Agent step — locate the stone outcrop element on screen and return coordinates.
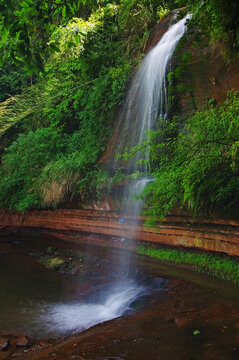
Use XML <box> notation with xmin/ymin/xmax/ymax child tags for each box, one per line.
<box><xmin>1</xmin><ymin>209</ymin><xmax>239</xmax><ymax>257</ymax></box>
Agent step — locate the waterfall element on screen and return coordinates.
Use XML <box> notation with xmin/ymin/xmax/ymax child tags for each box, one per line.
<box><xmin>112</xmin><ymin>15</ymin><xmax>190</xmax><ymax>217</ymax></box>
<box><xmin>39</xmin><ymin>15</ymin><xmax>190</xmax><ymax>336</ymax></box>
<box><xmin>106</xmin><ymin>14</ymin><xmax>190</xmax><ymax>278</ymax></box>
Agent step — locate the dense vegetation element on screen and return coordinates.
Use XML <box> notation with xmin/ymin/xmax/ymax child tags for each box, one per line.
<box><xmin>0</xmin><ymin>0</ymin><xmax>239</xmax><ymax>217</ymax></box>
<box><xmin>137</xmin><ymin>93</ymin><xmax>239</xmax><ymax>223</ymax></box>
<box><xmin>0</xmin><ymin>0</ymin><xmax>172</xmax><ymax>210</ymax></box>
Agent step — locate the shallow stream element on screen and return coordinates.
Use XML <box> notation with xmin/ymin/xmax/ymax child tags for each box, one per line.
<box><xmin>0</xmin><ymin>234</ymin><xmax>167</xmax><ymax>339</ymax></box>
<box><xmin>1</xmin><ymin>232</ymin><xmax>239</xmax><ymax>360</ymax></box>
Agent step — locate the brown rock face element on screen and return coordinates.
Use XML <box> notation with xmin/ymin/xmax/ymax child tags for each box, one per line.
<box><xmin>175</xmin><ymin>42</ymin><xmax>239</xmax><ymax>116</ymax></box>
<box><xmin>15</xmin><ymin>335</ymin><xmax>29</xmax><ymax>348</ymax></box>
<box><xmin>1</xmin><ymin>209</ymin><xmax>239</xmax><ymax>257</ymax></box>
<box><xmin>144</xmin><ymin>11</ymin><xmax>239</xmax><ymax>116</ymax></box>
<box><xmin>143</xmin><ymin>10</ymin><xmax>177</xmax><ymax>53</ymax></box>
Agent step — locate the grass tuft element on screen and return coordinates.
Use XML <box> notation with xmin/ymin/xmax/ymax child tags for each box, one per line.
<box><xmin>137</xmin><ymin>245</ymin><xmax>239</xmax><ymax>285</ymax></box>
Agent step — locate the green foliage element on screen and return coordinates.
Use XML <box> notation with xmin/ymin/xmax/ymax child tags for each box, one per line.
<box><xmin>118</xmin><ymin>0</ymin><xmax>178</xmax><ymax>57</ymax></box>
<box><xmin>0</xmin><ymin>0</ymin><xmax>111</xmax><ymax>73</ymax></box>
<box><xmin>0</xmin><ymin>60</ymin><xmax>30</xmax><ymax>102</ymax></box>
<box><xmin>137</xmin><ymin>245</ymin><xmax>239</xmax><ymax>285</ymax></box>
<box><xmin>0</xmin><ymin>126</ymin><xmax>65</xmax><ymax>210</ymax></box>
<box><xmin>1</xmin><ymin>0</ymin><xmax>239</xmax><ymax>76</ymax></box>
<box><xmin>2</xmin><ymin>0</ymin><xmax>238</xmax><ymax>214</ymax></box>
<box><xmin>0</xmin><ymin>1</ymin><xmax>162</xmax><ymax>210</ymax></box>
<box><xmin>0</xmin><ymin>80</ymin><xmax>52</xmax><ymax>137</ymax></box>
<box><xmin>39</xmin><ymin>151</ymin><xmax>107</xmax><ymax>206</ymax></box>
<box><xmin>38</xmin><ymin>255</ymin><xmax>65</xmax><ymax>270</ymax></box>
<box><xmin>157</xmin><ymin>5</ymin><xmax>170</xmax><ymax>19</ymax></box>
<box><xmin>0</xmin><ymin>0</ymin><xmax>181</xmax><ymax>73</ymax></box>
<box><xmin>139</xmin><ymin>93</ymin><xmax>239</xmax><ymax>223</ymax></box>
<box><xmin>178</xmin><ymin>0</ymin><xmax>239</xmax><ymax>54</ymax></box>
<box><xmin>34</xmin><ymin>8</ymin><xmax>134</xmax><ymax>207</ymax></box>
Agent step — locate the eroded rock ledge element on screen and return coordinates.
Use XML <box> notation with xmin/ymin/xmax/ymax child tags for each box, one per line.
<box><xmin>0</xmin><ymin>209</ymin><xmax>239</xmax><ymax>257</ymax></box>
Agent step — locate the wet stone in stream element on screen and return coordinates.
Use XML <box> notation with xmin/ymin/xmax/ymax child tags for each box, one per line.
<box><xmin>0</xmin><ymin>338</ymin><xmax>10</xmax><ymax>351</ymax></box>
<box><xmin>96</xmin><ymin>358</ymin><xmax>125</xmax><ymax>360</ymax></box>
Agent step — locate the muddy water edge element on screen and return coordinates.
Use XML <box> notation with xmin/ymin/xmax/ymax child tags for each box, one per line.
<box><xmin>0</xmin><ymin>233</ymin><xmax>239</xmax><ymax>360</ymax></box>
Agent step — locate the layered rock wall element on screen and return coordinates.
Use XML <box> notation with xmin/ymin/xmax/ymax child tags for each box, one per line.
<box><xmin>1</xmin><ymin>209</ymin><xmax>239</xmax><ymax>257</ymax></box>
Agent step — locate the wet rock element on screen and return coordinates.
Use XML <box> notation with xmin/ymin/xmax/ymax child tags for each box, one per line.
<box><xmin>0</xmin><ymin>251</ymin><xmax>10</xmax><ymax>256</ymax></box>
<box><xmin>0</xmin><ymin>331</ymin><xmax>12</xmax><ymax>337</ymax></box>
<box><xmin>0</xmin><ymin>337</ymin><xmax>10</xmax><ymax>351</ymax></box>
<box><xmin>11</xmin><ymin>353</ymin><xmax>24</xmax><ymax>358</ymax></box>
<box><xmin>168</xmin><ymin>279</ymin><xmax>187</xmax><ymax>289</ymax></box>
<box><xmin>174</xmin><ymin>299</ymin><xmax>185</xmax><ymax>310</ymax></box>
<box><xmin>12</xmin><ymin>241</ymin><xmax>20</xmax><ymax>245</ymax></box>
<box><xmin>232</xmin><ymin>345</ymin><xmax>239</xmax><ymax>360</ymax></box>
<box><xmin>167</xmin><ymin>318</ymin><xmax>175</xmax><ymax>323</ymax></box>
<box><xmin>30</xmin><ymin>341</ymin><xmax>47</xmax><ymax>351</ymax></box>
<box><xmin>175</xmin><ymin>317</ymin><xmax>192</xmax><ymax>328</ymax></box>
<box><xmin>96</xmin><ymin>358</ymin><xmax>125</xmax><ymax>360</ymax></box>
<box><xmin>15</xmin><ymin>335</ymin><xmax>29</xmax><ymax>347</ymax></box>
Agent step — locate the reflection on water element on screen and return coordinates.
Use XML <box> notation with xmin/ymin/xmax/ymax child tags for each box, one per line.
<box><xmin>0</xmin><ymin>246</ymin><xmax>68</xmax><ymax>338</ymax></box>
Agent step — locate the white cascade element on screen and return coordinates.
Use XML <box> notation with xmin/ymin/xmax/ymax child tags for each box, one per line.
<box><xmin>39</xmin><ymin>15</ymin><xmax>190</xmax><ymax>336</ymax></box>
<box><xmin>117</xmin><ymin>15</ymin><xmax>190</xmax><ymax>216</ymax></box>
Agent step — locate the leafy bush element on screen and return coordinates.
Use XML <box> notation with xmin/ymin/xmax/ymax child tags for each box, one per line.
<box><xmin>182</xmin><ymin>0</ymin><xmax>239</xmax><ymax>54</ymax></box>
<box><xmin>3</xmin><ymin>0</ymin><xmax>238</xmax><ymax>213</ymax></box>
<box><xmin>0</xmin><ymin>60</ymin><xmax>30</xmax><ymax>102</ymax></box>
<box><xmin>0</xmin><ymin>1</ymin><xmax>162</xmax><ymax>210</ymax></box>
<box><xmin>0</xmin><ymin>127</ymin><xmax>65</xmax><ymax>210</ymax></box>
<box><xmin>139</xmin><ymin>92</ymin><xmax>239</xmax><ymax>223</ymax></box>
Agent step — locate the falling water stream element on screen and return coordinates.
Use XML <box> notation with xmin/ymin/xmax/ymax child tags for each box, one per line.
<box><xmin>0</xmin><ymin>16</ymin><xmax>189</xmax><ymax>338</ymax></box>
<box><xmin>115</xmin><ymin>14</ymin><xmax>190</xmax><ymax>216</ymax></box>
<box><xmin>41</xmin><ymin>15</ymin><xmax>190</xmax><ymax>336</ymax></box>
<box><xmin>109</xmin><ymin>14</ymin><xmax>190</xmax><ymax>276</ymax></box>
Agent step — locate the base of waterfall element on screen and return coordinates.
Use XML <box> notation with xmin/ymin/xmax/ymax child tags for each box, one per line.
<box><xmin>1</xmin><ymin>277</ymin><xmax>239</xmax><ymax>360</ymax></box>
<box><xmin>0</xmin><ymin>233</ymin><xmax>168</xmax><ymax>341</ymax></box>
<box><xmin>1</xmin><ymin>234</ymin><xmax>239</xmax><ymax>360</ymax></box>
<box><xmin>38</xmin><ymin>280</ymin><xmax>147</xmax><ymax>337</ymax></box>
